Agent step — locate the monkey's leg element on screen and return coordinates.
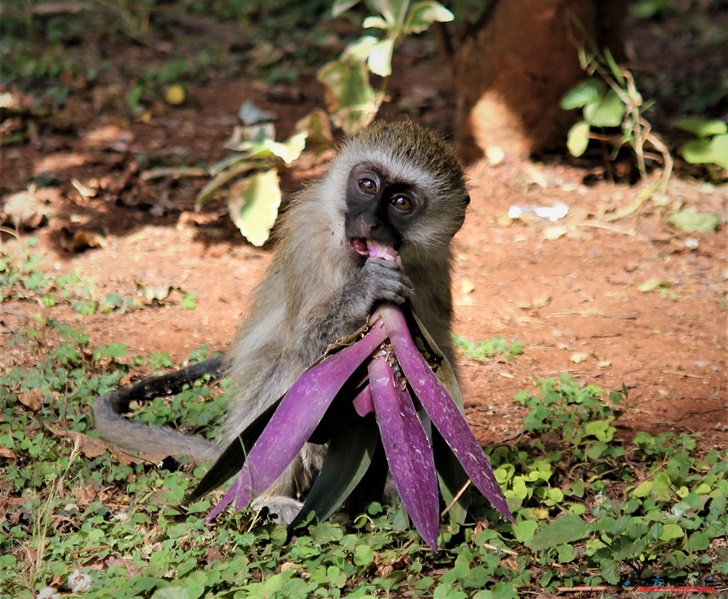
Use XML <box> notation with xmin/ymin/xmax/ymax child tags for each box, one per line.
<box><xmin>94</xmin><ymin>357</ymin><xmax>224</xmax><ymax>464</ymax></box>
<box><xmin>250</xmin><ymin>443</ymin><xmax>327</xmax><ymax>524</ymax></box>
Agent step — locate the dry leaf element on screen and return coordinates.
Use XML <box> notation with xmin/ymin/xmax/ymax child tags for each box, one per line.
<box><xmin>485</xmin><ymin>145</ymin><xmax>505</xmax><ymax>166</ymax></box>
<box><xmin>2</xmin><ymin>186</ymin><xmax>49</xmax><ymax>229</ymax></box>
<box><xmin>543</xmin><ymin>225</ymin><xmax>567</xmax><ymax>240</ymax></box>
<box><xmin>61</xmin><ymin>229</ymin><xmax>106</xmax><ymax>253</ymax></box>
<box><xmin>570</xmin><ymin>352</ymin><xmax>589</xmax><ymax>364</ymax></box>
<box><xmin>532</xmin><ymin>295</ymin><xmax>551</xmax><ymax>309</ymax></box>
<box><xmin>34</xmin><ymin>153</ymin><xmax>90</xmax><ymax>175</ymax></box>
<box><xmin>19</xmin><ymin>388</ymin><xmax>44</xmax><ymax>411</ymax></box>
<box><xmin>71</xmin><ymin>178</ymin><xmax>98</xmax><ymax>200</ymax></box>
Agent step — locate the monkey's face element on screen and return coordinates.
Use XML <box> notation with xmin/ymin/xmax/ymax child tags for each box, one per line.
<box><xmin>334</xmin><ymin>121</ymin><xmax>469</xmax><ymax>262</ymax></box>
<box><xmin>344</xmin><ymin>163</ymin><xmax>422</xmax><ymax>259</ymax></box>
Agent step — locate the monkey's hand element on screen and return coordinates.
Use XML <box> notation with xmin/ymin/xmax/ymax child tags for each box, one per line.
<box><xmin>354</xmin><ymin>257</ymin><xmax>413</xmax><ymax>311</ymax></box>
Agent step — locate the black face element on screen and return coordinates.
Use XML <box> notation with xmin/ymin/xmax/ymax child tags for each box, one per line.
<box><xmin>345</xmin><ymin>163</ymin><xmax>422</xmax><ymax>255</ymax></box>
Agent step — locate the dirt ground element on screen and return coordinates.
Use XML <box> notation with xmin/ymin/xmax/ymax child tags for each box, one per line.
<box><xmin>1</xmin><ymin>10</ymin><xmax>726</xmax><ymax>452</ymax></box>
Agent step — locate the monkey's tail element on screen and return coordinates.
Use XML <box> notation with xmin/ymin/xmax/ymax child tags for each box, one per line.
<box><xmin>93</xmin><ymin>357</ymin><xmax>225</xmax><ymax>464</ymax></box>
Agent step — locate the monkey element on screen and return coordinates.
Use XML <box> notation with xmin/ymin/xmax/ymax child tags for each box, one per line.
<box><xmin>94</xmin><ymin>120</ymin><xmax>470</xmax><ymax>523</ymax></box>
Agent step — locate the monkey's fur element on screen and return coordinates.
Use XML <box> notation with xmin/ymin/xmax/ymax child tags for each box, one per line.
<box><xmin>94</xmin><ymin>120</ymin><xmax>469</xmax><ymax>521</ymax></box>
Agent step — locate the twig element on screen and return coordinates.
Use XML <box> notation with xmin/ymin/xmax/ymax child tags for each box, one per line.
<box><xmin>577</xmin><ymin>222</ymin><xmax>636</xmax><ymax>236</ymax></box>
<box><xmin>481</xmin><ymin>542</ymin><xmax>518</xmax><ymax>557</ymax></box>
<box><xmin>441</xmin><ymin>479</ymin><xmax>471</xmax><ymax>517</ymax></box>
<box><xmin>663</xmin><ymin>369</ymin><xmax>704</xmax><ymax>379</ymax></box>
<box><xmin>141</xmin><ymin>167</ymin><xmax>208</xmax><ymax>181</ymax></box>
<box><xmin>556</xmin><ymin>586</ymin><xmax>616</xmax><ymax>592</ymax></box>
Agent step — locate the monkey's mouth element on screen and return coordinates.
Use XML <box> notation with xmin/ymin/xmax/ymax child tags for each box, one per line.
<box><xmin>350</xmin><ymin>238</ymin><xmax>399</xmax><ymax>262</ymax></box>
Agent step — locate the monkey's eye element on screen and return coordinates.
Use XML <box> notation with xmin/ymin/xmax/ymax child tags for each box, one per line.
<box><xmin>358</xmin><ymin>178</ymin><xmax>377</xmax><ymax>195</ymax></box>
<box><xmin>390</xmin><ymin>194</ymin><xmax>414</xmax><ymax>213</ymax></box>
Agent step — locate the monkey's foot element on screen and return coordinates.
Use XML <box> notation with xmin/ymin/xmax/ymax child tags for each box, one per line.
<box><xmin>251</xmin><ymin>495</ymin><xmax>303</xmax><ymax>525</ymax></box>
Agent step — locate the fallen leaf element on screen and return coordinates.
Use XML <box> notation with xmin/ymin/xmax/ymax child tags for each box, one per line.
<box><xmin>19</xmin><ymin>388</ymin><xmax>44</xmax><ymax>411</ymax></box>
<box><xmin>570</xmin><ymin>352</ymin><xmax>589</xmax><ymax>364</ymax></box>
<box><xmin>460</xmin><ymin>279</ymin><xmax>475</xmax><ymax>295</ymax></box>
<box><xmin>532</xmin><ymin>295</ymin><xmax>551</xmax><ymax>309</ymax></box>
<box><xmin>2</xmin><ymin>187</ymin><xmax>49</xmax><ymax>229</ymax></box>
<box><xmin>61</xmin><ymin>228</ymin><xmax>106</xmax><ymax>253</ymax></box>
<box><xmin>71</xmin><ymin>178</ymin><xmax>97</xmax><ymax>200</ymax></box>
<box><xmin>639</xmin><ymin>278</ymin><xmax>670</xmax><ymax>293</ymax></box>
<box><xmin>34</xmin><ymin>153</ymin><xmax>90</xmax><ymax>175</ymax></box>
<box><xmin>543</xmin><ymin>225</ymin><xmax>567</xmax><ymax>240</ymax></box>
<box><xmin>136</xmin><ymin>282</ymin><xmax>173</xmax><ymax>302</ymax></box>
<box><xmin>668</xmin><ymin>210</ymin><xmax>720</xmax><ymax>234</ymax></box>
<box><xmin>486</xmin><ymin>145</ymin><xmax>505</xmax><ymax>166</ymax></box>
<box><xmin>82</xmin><ymin>124</ymin><xmax>133</xmax><ymax>149</ymax></box>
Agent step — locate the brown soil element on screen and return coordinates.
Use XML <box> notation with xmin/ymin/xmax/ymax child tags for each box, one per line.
<box><xmin>1</xmin><ymin>12</ymin><xmax>726</xmax><ymax>451</ymax></box>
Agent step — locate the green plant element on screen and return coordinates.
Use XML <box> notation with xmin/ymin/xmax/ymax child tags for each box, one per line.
<box><xmin>197</xmin><ymin>0</ymin><xmax>453</xmax><ymax>247</ymax></box>
<box><xmin>676</xmin><ymin>118</ymin><xmax>728</xmax><ymax>171</ymax></box>
<box><xmin>320</xmin><ymin>0</ymin><xmax>453</xmax><ymax>135</ymax></box>
<box><xmin>454</xmin><ymin>335</ymin><xmax>524</xmax><ymax>362</ymax></box>
<box><xmin>2</xmin><ymin>248</ymin><xmax>725</xmax><ymax>597</ymax></box>
<box><xmin>561</xmin><ymin>49</ymin><xmax>673</xmax><ymax>187</ymax></box>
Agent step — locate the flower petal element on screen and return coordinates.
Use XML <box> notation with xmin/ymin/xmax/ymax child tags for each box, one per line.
<box><xmin>213</xmin><ymin>319</ymin><xmax>388</xmax><ymax>516</ymax></box>
<box><xmin>379</xmin><ymin>303</ymin><xmax>513</xmax><ymax>522</ymax></box>
<box><xmin>369</xmin><ymin>351</ymin><xmax>440</xmax><ymax>551</ymax></box>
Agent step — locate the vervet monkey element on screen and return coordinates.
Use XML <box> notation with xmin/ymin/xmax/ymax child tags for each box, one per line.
<box><xmin>94</xmin><ymin>120</ymin><xmax>470</xmax><ymax>521</ymax></box>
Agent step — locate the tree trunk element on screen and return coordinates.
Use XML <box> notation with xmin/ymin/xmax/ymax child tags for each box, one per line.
<box><xmin>453</xmin><ymin>0</ymin><xmax>627</xmax><ymax>162</ymax></box>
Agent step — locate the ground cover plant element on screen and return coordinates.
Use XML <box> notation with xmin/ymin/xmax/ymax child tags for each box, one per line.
<box><xmin>1</xmin><ymin>243</ymin><xmax>725</xmax><ymax>598</ymax></box>
<box><xmin>1</xmin><ymin>1</ymin><xmax>726</xmax><ymax>597</ymax></box>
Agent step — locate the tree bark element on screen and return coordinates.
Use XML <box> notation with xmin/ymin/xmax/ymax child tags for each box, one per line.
<box><xmin>453</xmin><ymin>0</ymin><xmax>627</xmax><ymax>162</ymax></box>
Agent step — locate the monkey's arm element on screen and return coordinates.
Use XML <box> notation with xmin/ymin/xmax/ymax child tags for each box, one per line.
<box><xmin>93</xmin><ymin>357</ymin><xmax>224</xmax><ymax>464</ymax></box>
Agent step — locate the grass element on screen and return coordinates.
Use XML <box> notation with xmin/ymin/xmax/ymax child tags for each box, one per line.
<box><xmin>1</xmin><ymin>240</ymin><xmax>726</xmax><ymax>598</ymax></box>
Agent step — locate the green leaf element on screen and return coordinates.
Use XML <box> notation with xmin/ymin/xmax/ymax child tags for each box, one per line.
<box><xmin>227</xmin><ymin>169</ymin><xmax>281</xmax><ymax>247</ymax></box>
<box><xmin>367</xmin><ymin>39</ymin><xmax>395</xmax><ymax>77</ymax></box>
<box><xmin>583</xmin><ymin>89</ymin><xmax>625</xmax><ymax>128</ymax></box>
<box><xmin>668</xmin><ymin>210</ymin><xmax>720</xmax><ymax>233</ymax></box>
<box><xmin>604</xmin><ymin>49</ymin><xmax>626</xmax><ymax>87</ymax></box>
<box><xmin>264</xmin><ymin>131</ymin><xmax>307</xmax><ymax>164</ymax></box>
<box><xmin>583</xmin><ymin>419</ymin><xmax>615</xmax><ymax>442</ymax></box>
<box><xmin>405</xmin><ymin>1</ymin><xmax>454</xmax><ymax>34</ymax></box>
<box><xmin>676</xmin><ymin>118</ymin><xmax>727</xmax><ymax>138</ymax></box>
<box><xmin>151</xmin><ymin>588</ymin><xmax>189</xmax><ymax>599</ymax></box>
<box><xmin>599</xmin><ymin>559</ymin><xmax>622</xmax><ymax>585</ymax></box>
<box><xmin>353</xmin><ymin>544</ymin><xmax>375</xmax><ymax>566</ymax></box>
<box><xmin>528</xmin><ymin>513</ymin><xmax>588</xmax><ymax>550</ymax></box>
<box><xmin>196</xmin><ymin>160</ymin><xmax>258</xmax><ymax>209</ymax></box>
<box><xmin>512</xmin><ymin>519</ymin><xmax>538</xmax><ymax>544</ymax></box>
<box><xmin>660</xmin><ymin>523</ymin><xmax>684</xmax><ymax>542</ymax></box>
<box><xmin>362</xmin><ymin>15</ymin><xmax>388</xmax><ymax>29</ymax></box>
<box><xmin>682</xmin><ymin>134</ymin><xmax>728</xmax><ymax>169</ymax></box>
<box><xmin>332</xmin><ymin>0</ymin><xmax>362</xmax><ymax>17</ymax></box>
<box><xmin>560</xmin><ymin>79</ymin><xmax>604</xmax><ymax>110</ymax></box>
<box><xmin>687</xmin><ymin>531</ymin><xmax>711</xmax><ymax>552</ymax></box>
<box><xmin>567</xmin><ymin>121</ymin><xmax>591</xmax><ymax>157</ymax></box>
<box><xmin>370</xmin><ymin>0</ymin><xmax>409</xmax><ymax>26</ymax></box>
<box><xmin>557</xmin><ymin>544</ymin><xmax>577</xmax><ymax>563</ymax></box>
<box><xmin>317</xmin><ymin>56</ymin><xmax>381</xmax><ymax>135</ymax></box>
<box><xmin>291</xmin><ymin>416</ymin><xmax>379</xmax><ymax>528</ymax></box>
